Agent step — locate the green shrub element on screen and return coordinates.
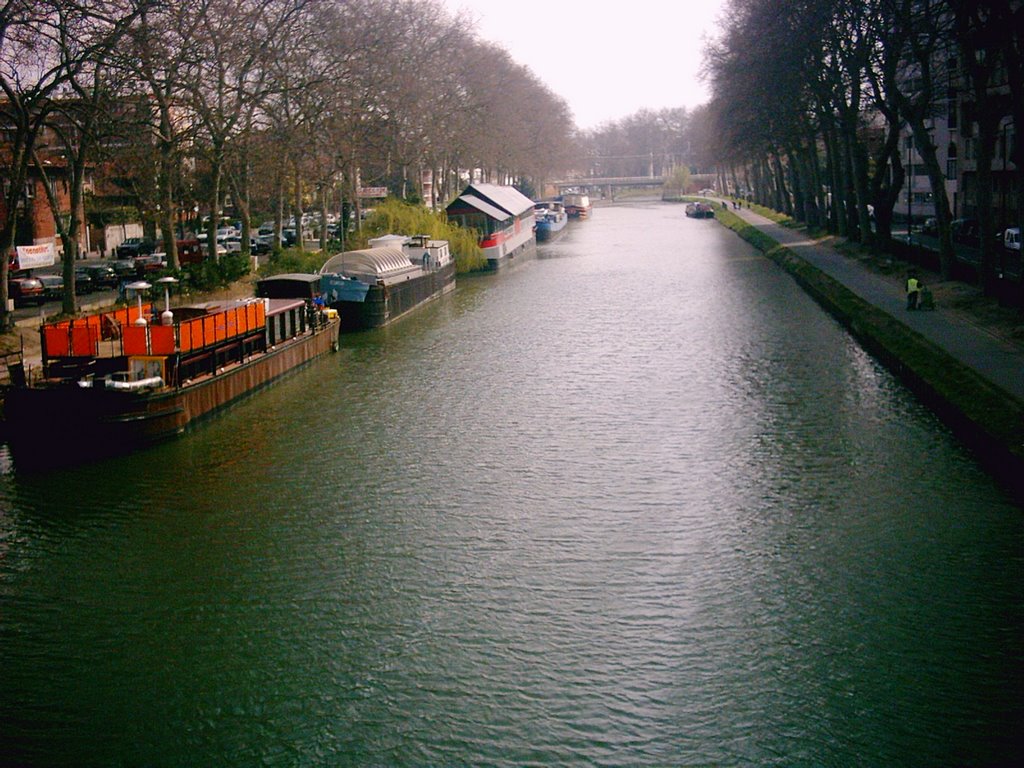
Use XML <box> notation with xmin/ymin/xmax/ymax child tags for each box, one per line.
<box><xmin>259</xmin><ymin>247</ymin><xmax>330</xmax><ymax>278</ymax></box>
<box><xmin>181</xmin><ymin>253</ymin><xmax>251</xmax><ymax>291</ymax></box>
<box><xmin>362</xmin><ymin>199</ymin><xmax>485</xmax><ymax>273</ymax></box>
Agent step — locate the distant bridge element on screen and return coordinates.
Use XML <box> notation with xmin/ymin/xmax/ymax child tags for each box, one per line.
<box><xmin>550</xmin><ymin>176</ymin><xmax>666</xmax><ymax>189</ymax></box>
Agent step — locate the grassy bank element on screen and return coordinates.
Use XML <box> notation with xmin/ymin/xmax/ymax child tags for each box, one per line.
<box><xmin>715</xmin><ymin>207</ymin><xmax>1024</xmax><ymax>501</ymax></box>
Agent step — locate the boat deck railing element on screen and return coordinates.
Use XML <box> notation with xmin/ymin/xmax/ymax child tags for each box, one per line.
<box><xmin>40</xmin><ymin>301</ymin><xmax>267</xmax><ymax>363</ymax></box>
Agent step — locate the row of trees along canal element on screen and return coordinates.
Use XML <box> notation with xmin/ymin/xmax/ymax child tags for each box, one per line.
<box><xmin>0</xmin><ymin>0</ymin><xmax>579</xmax><ymax>329</ymax></box>
<box><xmin>701</xmin><ymin>0</ymin><xmax>1023</xmax><ymax>300</ymax></box>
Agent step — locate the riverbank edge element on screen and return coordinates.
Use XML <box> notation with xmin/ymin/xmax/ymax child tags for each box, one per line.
<box><xmin>715</xmin><ymin>208</ymin><xmax>1024</xmax><ymax>502</ymax></box>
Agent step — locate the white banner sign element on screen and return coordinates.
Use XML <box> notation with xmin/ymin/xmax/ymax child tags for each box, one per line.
<box><xmin>357</xmin><ymin>187</ymin><xmax>388</xmax><ymax>198</ymax></box>
<box><xmin>15</xmin><ymin>242</ymin><xmax>57</xmax><ymax>269</ymax></box>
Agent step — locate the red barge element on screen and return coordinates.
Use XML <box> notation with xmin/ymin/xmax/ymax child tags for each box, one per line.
<box><xmin>2</xmin><ymin>275</ymin><xmax>339</xmax><ymax>468</ymax></box>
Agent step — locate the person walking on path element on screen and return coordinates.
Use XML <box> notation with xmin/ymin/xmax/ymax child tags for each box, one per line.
<box><xmin>906</xmin><ymin>273</ymin><xmax>920</xmax><ymax>310</ymax></box>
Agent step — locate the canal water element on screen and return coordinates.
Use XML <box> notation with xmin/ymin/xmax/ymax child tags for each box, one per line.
<box><xmin>1</xmin><ymin>201</ymin><xmax>1022</xmax><ymax>766</ymax></box>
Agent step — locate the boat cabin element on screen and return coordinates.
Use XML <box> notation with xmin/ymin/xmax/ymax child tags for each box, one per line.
<box><xmin>445</xmin><ymin>183</ymin><xmax>535</xmax><ymax>246</ymax></box>
<box><xmin>256</xmin><ymin>273</ymin><xmax>322</xmax><ymax>301</ymax></box>
<box><xmin>366</xmin><ymin>234</ymin><xmax>452</xmax><ymax>270</ymax></box>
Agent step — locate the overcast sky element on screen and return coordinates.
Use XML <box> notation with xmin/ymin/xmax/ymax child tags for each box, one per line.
<box><xmin>441</xmin><ymin>0</ymin><xmax>728</xmax><ymax>130</ymax></box>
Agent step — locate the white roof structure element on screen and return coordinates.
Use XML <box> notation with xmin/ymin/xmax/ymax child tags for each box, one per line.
<box><xmin>320</xmin><ymin>247</ymin><xmax>417</xmax><ymax>282</ymax></box>
<box><xmin>467</xmin><ymin>182</ymin><xmax>535</xmax><ymax>217</ymax></box>
<box><xmin>457</xmin><ymin>194</ymin><xmax>509</xmax><ymax>222</ymax></box>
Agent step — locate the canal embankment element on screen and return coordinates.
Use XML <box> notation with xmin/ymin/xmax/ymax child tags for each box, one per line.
<box><xmin>714</xmin><ymin>206</ymin><xmax>1024</xmax><ymax>503</ymax></box>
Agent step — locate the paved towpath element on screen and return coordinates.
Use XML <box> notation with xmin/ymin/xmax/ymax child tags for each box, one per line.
<box><xmin>727</xmin><ymin>206</ymin><xmax>1024</xmax><ymax>403</ymax></box>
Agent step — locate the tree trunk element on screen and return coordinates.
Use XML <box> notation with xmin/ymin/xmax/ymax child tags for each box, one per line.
<box><xmin>1</xmin><ymin>123</ymin><xmax>41</xmax><ymax>332</ymax></box>
<box><xmin>909</xmin><ymin>117</ymin><xmax>954</xmax><ymax>280</ymax></box>
<box><xmin>207</xmin><ymin>147</ymin><xmax>223</xmax><ymax>264</ymax></box>
<box><xmin>319</xmin><ymin>183</ymin><xmax>329</xmax><ymax>252</ymax></box>
<box><xmin>869</xmin><ymin>118</ymin><xmax>903</xmax><ymax>247</ymax></box>
<box><xmin>786</xmin><ymin>149</ymin><xmax>805</xmax><ymax>222</ymax></box>
<box><xmin>771</xmin><ymin>151</ymin><xmax>790</xmax><ymax>216</ymax></box>
<box><xmin>292</xmin><ymin>158</ymin><xmax>303</xmax><ymax>252</ymax></box>
<box><xmin>273</xmin><ymin>166</ymin><xmax>284</xmax><ymax>251</ymax></box>
<box><xmin>805</xmin><ymin>140</ymin><xmax>823</xmax><ymax>229</ymax></box>
<box><xmin>824</xmin><ymin>125</ymin><xmax>846</xmax><ymax>237</ymax></box>
<box><xmin>351</xmin><ymin>157</ymin><xmax>362</xmax><ymax>233</ymax></box>
<box><xmin>973</xmin><ymin>108</ymin><xmax>1001</xmax><ymax>291</ymax></box>
<box><xmin>158</xmin><ymin>105</ymin><xmax>179</xmax><ymax>270</ymax></box>
<box><xmin>234</xmin><ymin>147</ymin><xmax>253</xmax><ymax>261</ymax></box>
<box><xmin>850</xmin><ymin>128</ymin><xmax>874</xmax><ymax>248</ymax></box>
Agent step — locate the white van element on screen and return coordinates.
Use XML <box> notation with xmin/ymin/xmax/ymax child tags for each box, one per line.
<box><xmin>1004</xmin><ymin>227</ymin><xmax>1020</xmax><ymax>251</ymax></box>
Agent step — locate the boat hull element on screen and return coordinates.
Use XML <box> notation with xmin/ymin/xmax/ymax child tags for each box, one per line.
<box><xmin>332</xmin><ymin>261</ymin><xmax>456</xmax><ymax>330</ymax></box>
<box><xmin>562</xmin><ymin>194</ymin><xmax>591</xmax><ymax>219</ymax></box>
<box><xmin>535</xmin><ymin>217</ymin><xmax>568</xmax><ymax>242</ymax></box>
<box><xmin>685</xmin><ymin>202</ymin><xmax>716</xmax><ymax>218</ymax></box>
<box><xmin>3</xmin><ymin>318</ymin><xmax>339</xmax><ymax>467</ymax></box>
<box><xmin>482</xmin><ymin>226</ymin><xmax>536</xmax><ymax>270</ymax></box>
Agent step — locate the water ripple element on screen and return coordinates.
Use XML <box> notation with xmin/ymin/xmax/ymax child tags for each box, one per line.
<box><xmin>1</xmin><ymin>204</ymin><xmax>1022</xmax><ymax>766</ymax></box>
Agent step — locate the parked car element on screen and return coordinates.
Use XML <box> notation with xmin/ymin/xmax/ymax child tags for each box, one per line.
<box><xmin>255</xmin><ymin>229</ymin><xmax>275</xmax><ymax>248</ymax></box>
<box><xmin>9</xmin><ymin>274</ymin><xmax>45</xmax><ymax>306</ymax></box>
<box><xmin>252</xmin><ymin>235</ymin><xmax>272</xmax><ymax>254</ymax></box>
<box><xmin>37</xmin><ymin>274</ymin><xmax>64</xmax><ymax>301</ymax></box>
<box><xmin>951</xmin><ymin>218</ymin><xmax>980</xmax><ymax>245</ymax></box>
<box><xmin>176</xmin><ymin>238</ymin><xmax>204</xmax><ymax>265</ymax></box>
<box><xmin>134</xmin><ymin>252</ymin><xmax>167</xmax><ymax>275</ymax></box>
<box><xmin>83</xmin><ymin>263</ymin><xmax>118</xmax><ymax>288</ymax></box>
<box><xmin>219</xmin><ymin>235</ymin><xmax>264</xmax><ymax>254</ymax></box>
<box><xmin>921</xmin><ymin>217</ymin><xmax>938</xmax><ymax>235</ymax></box>
<box><xmin>199</xmin><ymin>243</ymin><xmax>228</xmax><ymax>260</ymax></box>
<box><xmin>111</xmin><ymin>259</ymin><xmax>136</xmax><ymax>279</ymax></box>
<box><xmin>73</xmin><ymin>268</ymin><xmax>94</xmax><ymax>294</ymax></box>
<box><xmin>115</xmin><ymin>237</ymin><xmax>156</xmax><ymax>259</ymax></box>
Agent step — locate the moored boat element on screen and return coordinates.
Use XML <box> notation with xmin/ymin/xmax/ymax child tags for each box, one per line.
<box><xmin>562</xmin><ymin>192</ymin><xmax>592</xmax><ymax>219</ymax></box>
<box><xmin>2</xmin><ymin>280</ymin><xmax>339</xmax><ymax>468</ymax></box>
<box><xmin>533</xmin><ymin>201</ymin><xmax>568</xmax><ymax>242</ymax></box>
<box><xmin>685</xmin><ymin>201</ymin><xmax>716</xmax><ymax>219</ymax></box>
<box><xmin>319</xmin><ymin>234</ymin><xmax>456</xmax><ymax>330</ymax></box>
<box><xmin>446</xmin><ymin>183</ymin><xmax>536</xmax><ymax>270</ymax></box>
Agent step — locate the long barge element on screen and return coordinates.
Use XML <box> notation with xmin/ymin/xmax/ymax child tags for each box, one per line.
<box><xmin>319</xmin><ymin>234</ymin><xmax>456</xmax><ymax>331</ymax></box>
<box><xmin>446</xmin><ymin>183</ymin><xmax>536</xmax><ymax>270</ymax></box>
<box><xmin>2</xmin><ymin>278</ymin><xmax>339</xmax><ymax>468</ymax></box>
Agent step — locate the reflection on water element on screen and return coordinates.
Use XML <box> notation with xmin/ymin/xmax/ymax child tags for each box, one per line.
<box><xmin>1</xmin><ymin>201</ymin><xmax>1022</xmax><ymax>766</ymax></box>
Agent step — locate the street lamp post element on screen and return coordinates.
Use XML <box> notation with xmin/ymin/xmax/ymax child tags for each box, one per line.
<box><xmin>156</xmin><ymin>276</ymin><xmax>177</xmax><ymax>325</ymax></box>
<box><xmin>125</xmin><ymin>280</ymin><xmax>151</xmax><ymax>326</ymax></box>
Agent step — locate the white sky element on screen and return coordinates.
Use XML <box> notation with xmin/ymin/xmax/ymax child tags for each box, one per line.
<box><xmin>441</xmin><ymin>0</ymin><xmax>728</xmax><ymax>130</ymax></box>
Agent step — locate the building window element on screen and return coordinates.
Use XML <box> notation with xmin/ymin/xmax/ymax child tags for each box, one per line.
<box><xmin>946</xmin><ymin>143</ymin><xmax>958</xmax><ymax>180</ymax></box>
<box><xmin>947</xmin><ymin>88</ymin><xmax>958</xmax><ymax>129</ymax></box>
<box><xmin>23</xmin><ymin>181</ymin><xmax>33</xmax><ymax>199</ymax></box>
